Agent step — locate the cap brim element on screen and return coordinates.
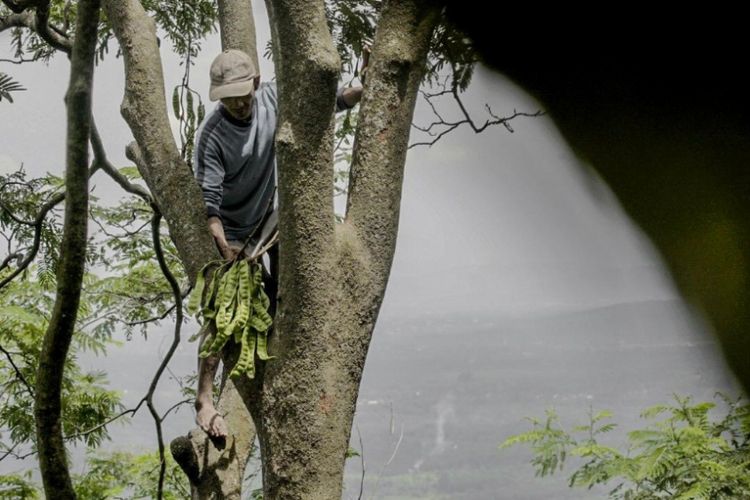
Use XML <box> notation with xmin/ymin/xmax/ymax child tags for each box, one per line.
<box><xmin>209</xmin><ymin>80</ymin><xmax>254</xmax><ymax>101</ymax></box>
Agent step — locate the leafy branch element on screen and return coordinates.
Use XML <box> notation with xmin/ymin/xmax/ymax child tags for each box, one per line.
<box><xmin>501</xmin><ymin>394</ymin><xmax>750</xmax><ymax>499</ymax></box>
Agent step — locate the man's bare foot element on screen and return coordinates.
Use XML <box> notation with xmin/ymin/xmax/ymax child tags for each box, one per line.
<box><xmin>196</xmin><ymin>404</ymin><xmax>228</xmax><ymax>438</ymax></box>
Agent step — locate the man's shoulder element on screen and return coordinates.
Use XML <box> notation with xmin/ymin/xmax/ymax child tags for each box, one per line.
<box><xmin>195</xmin><ymin>104</ymin><xmax>228</xmax><ymax>152</ymax></box>
<box><xmin>257</xmin><ymin>81</ymin><xmax>278</xmax><ymax>109</ymax></box>
<box><xmin>258</xmin><ymin>81</ymin><xmax>277</xmax><ymax>92</ymax></box>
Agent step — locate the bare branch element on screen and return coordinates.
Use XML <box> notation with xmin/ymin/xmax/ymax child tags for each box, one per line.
<box><xmin>0</xmin><ymin>441</ymin><xmax>22</xmax><ymax>462</ymax></box>
<box><xmin>409</xmin><ymin>85</ymin><xmax>544</xmax><ymax>148</ymax></box>
<box><xmin>125</xmin><ymin>301</ymin><xmax>179</xmax><ymax>326</ymax></box>
<box><xmin>161</xmin><ymin>398</ymin><xmax>192</xmax><ymax>421</ymax></box>
<box><xmin>91</xmin><ymin>121</ymin><xmax>152</xmax><ymax>203</ymax></box>
<box><xmin>0</xmin><ymin>56</ymin><xmax>37</xmax><ymax>64</ymax></box>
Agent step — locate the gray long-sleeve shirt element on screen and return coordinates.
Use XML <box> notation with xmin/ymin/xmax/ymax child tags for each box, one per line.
<box><xmin>194</xmin><ymin>81</ymin><xmax>352</xmax><ymax>241</ymax></box>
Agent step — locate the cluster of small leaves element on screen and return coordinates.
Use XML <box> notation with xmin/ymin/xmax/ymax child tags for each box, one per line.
<box><xmin>140</xmin><ymin>0</ymin><xmax>217</xmax><ymax>59</ymax></box>
<box><xmin>3</xmin><ymin>0</ymin><xmax>217</xmax><ymax>62</ymax></box>
<box><xmin>325</xmin><ymin>0</ymin><xmax>380</xmax><ymax>78</ymax></box>
<box><xmin>0</xmin><ymin>272</ymin><xmax>122</xmax><ymax>459</ymax></box>
<box><xmin>0</xmin><ymin>450</ymin><xmax>190</xmax><ymax>498</ymax></box>
<box><xmin>501</xmin><ymin>394</ymin><xmax>750</xmax><ymax>499</ymax></box>
<box><xmin>73</xmin><ymin>450</ymin><xmax>190</xmax><ymax>499</ymax></box>
<box><xmin>425</xmin><ymin>18</ymin><xmax>477</xmax><ymax>92</ymax></box>
<box><xmin>0</xmin><ymin>471</ymin><xmax>38</xmax><ymax>499</ymax></box>
<box><xmin>89</xmin><ymin>200</ymin><xmax>187</xmax><ymax>338</ymax></box>
<box><xmin>2</xmin><ymin>166</ymin><xmax>184</xmax><ymax>340</ymax></box>
<box><xmin>0</xmin><ymin>72</ymin><xmax>26</xmax><ymax>103</ymax></box>
<box><xmin>0</xmin><ymin>168</ymin><xmax>65</xmax><ymax>283</ymax></box>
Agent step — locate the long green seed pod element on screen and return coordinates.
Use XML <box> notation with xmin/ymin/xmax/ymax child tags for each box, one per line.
<box><xmin>230</xmin><ymin>332</ymin><xmax>256</xmax><ymax>379</ymax></box>
<box><xmin>227</xmin><ymin>260</ymin><xmax>251</xmax><ymax>338</ymax></box>
<box><xmin>215</xmin><ymin>262</ymin><xmax>241</xmax><ymax>333</ymax></box>
<box><xmin>256</xmin><ymin>331</ymin><xmax>273</xmax><ymax>360</ymax></box>
<box><xmin>187</xmin><ymin>266</ymin><xmax>207</xmax><ymax>316</ymax></box>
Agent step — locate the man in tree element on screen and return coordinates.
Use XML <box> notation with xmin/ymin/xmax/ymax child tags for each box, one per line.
<box><xmin>193</xmin><ymin>48</ymin><xmax>366</xmax><ymax>437</ymax></box>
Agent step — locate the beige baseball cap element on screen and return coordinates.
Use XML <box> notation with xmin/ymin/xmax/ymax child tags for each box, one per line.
<box><xmin>209</xmin><ymin>49</ymin><xmax>258</xmax><ymax>101</ymax></box>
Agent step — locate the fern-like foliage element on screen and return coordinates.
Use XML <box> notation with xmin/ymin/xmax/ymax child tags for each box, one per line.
<box><xmin>0</xmin><ymin>72</ymin><xmax>26</xmax><ymax>103</ymax></box>
<box><xmin>501</xmin><ymin>394</ymin><xmax>750</xmax><ymax>499</ymax></box>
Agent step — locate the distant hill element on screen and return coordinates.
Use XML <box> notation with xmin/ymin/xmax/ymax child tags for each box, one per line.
<box><xmin>344</xmin><ymin>299</ymin><xmax>741</xmax><ymax>499</ymax></box>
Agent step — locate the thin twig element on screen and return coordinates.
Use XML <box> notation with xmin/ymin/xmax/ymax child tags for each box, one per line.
<box><xmin>0</xmin><ymin>344</ymin><xmax>34</xmax><ymax>395</ymax></box>
<box><xmin>356</xmin><ymin>424</ymin><xmax>366</xmax><ymax>500</ymax></box>
<box><xmin>0</xmin><ymin>56</ymin><xmax>37</xmax><ymax>64</ymax></box>
<box><xmin>409</xmin><ymin>82</ymin><xmax>544</xmax><ymax>149</ymax></box>
<box><xmin>0</xmin><ymin>441</ymin><xmax>21</xmax><ymax>462</ymax></box>
<box><xmin>161</xmin><ymin>398</ymin><xmax>192</xmax><ymax>421</ymax></box>
<box><xmin>125</xmin><ymin>302</ymin><xmax>178</xmax><ymax>327</ymax></box>
<box><xmin>64</xmin><ymin>403</ymin><xmax>144</xmax><ymax>441</ymax></box>
<box><xmin>249</xmin><ymin>230</ymin><xmax>279</xmax><ymax>261</ymax></box>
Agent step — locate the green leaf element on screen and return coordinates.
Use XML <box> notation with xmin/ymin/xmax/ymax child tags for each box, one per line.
<box><xmin>118</xmin><ymin>166</ymin><xmax>141</xmax><ymax>179</ymax></box>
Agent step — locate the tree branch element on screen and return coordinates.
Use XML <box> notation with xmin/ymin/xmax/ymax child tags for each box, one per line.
<box><xmin>103</xmin><ymin>0</ymin><xmax>218</xmax><ymax>283</ymax></box>
<box><xmin>90</xmin><ymin>120</ymin><xmax>152</xmax><ymax>203</ymax></box>
<box><xmin>63</xmin><ymin>404</ymin><xmax>143</xmax><ymax>442</ymax></box>
<box><xmin>409</xmin><ymin>85</ymin><xmax>544</xmax><ymax>148</ymax></box>
<box><xmin>0</xmin><ymin>9</ymin><xmax>34</xmax><ymax>32</ymax></box>
<box><xmin>345</xmin><ymin>0</ymin><xmax>439</xmax><ymax>296</ymax></box>
<box><xmin>145</xmin><ymin>212</ymin><xmax>184</xmax><ymax>500</ymax></box>
<box><xmin>34</xmin><ymin>1</ymin><xmax>99</xmax><ymax>497</ymax></box>
<box><xmin>217</xmin><ymin>0</ymin><xmax>258</xmax><ymax>67</ymax></box>
<box><xmin>33</xmin><ymin>1</ymin><xmax>72</xmax><ymax>53</ymax></box>
<box><xmin>0</xmin><ymin>252</ymin><xmax>21</xmax><ymax>272</ymax></box>
<box><xmin>0</xmin><ymin>343</ymin><xmax>34</xmax><ymax>396</ymax></box>
<box><xmin>1</xmin><ymin>0</ymin><xmax>35</xmax><ymax>13</ymax></box>
<box><xmin>0</xmin><ymin>1</ymin><xmax>72</xmax><ymax>51</ymax></box>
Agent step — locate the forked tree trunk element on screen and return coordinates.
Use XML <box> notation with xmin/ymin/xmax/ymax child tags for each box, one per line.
<box><xmin>104</xmin><ymin>0</ymin><xmax>437</xmax><ymax>497</ymax></box>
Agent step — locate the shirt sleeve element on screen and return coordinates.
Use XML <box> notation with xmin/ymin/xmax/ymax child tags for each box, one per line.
<box><xmin>194</xmin><ymin>132</ymin><xmax>225</xmax><ymax>219</ymax></box>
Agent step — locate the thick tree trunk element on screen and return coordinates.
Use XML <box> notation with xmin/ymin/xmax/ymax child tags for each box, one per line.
<box><xmin>34</xmin><ymin>1</ymin><xmax>100</xmax><ymax>498</ymax></box>
<box><xmin>229</xmin><ymin>1</ymin><xmax>438</xmax><ymax>498</ymax></box>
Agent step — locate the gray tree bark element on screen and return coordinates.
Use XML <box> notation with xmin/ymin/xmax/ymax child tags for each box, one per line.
<box><xmin>34</xmin><ymin>1</ymin><xmax>100</xmax><ymax>498</ymax></box>
<box><xmin>234</xmin><ymin>1</ymin><xmax>438</xmax><ymax>498</ymax></box>
<box><xmin>218</xmin><ymin>0</ymin><xmax>259</xmax><ymax>70</ymax></box>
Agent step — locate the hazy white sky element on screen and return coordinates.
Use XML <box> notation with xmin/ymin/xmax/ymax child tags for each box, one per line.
<box><xmin>0</xmin><ymin>1</ymin><xmax>679</xmax><ymax>319</ymax></box>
